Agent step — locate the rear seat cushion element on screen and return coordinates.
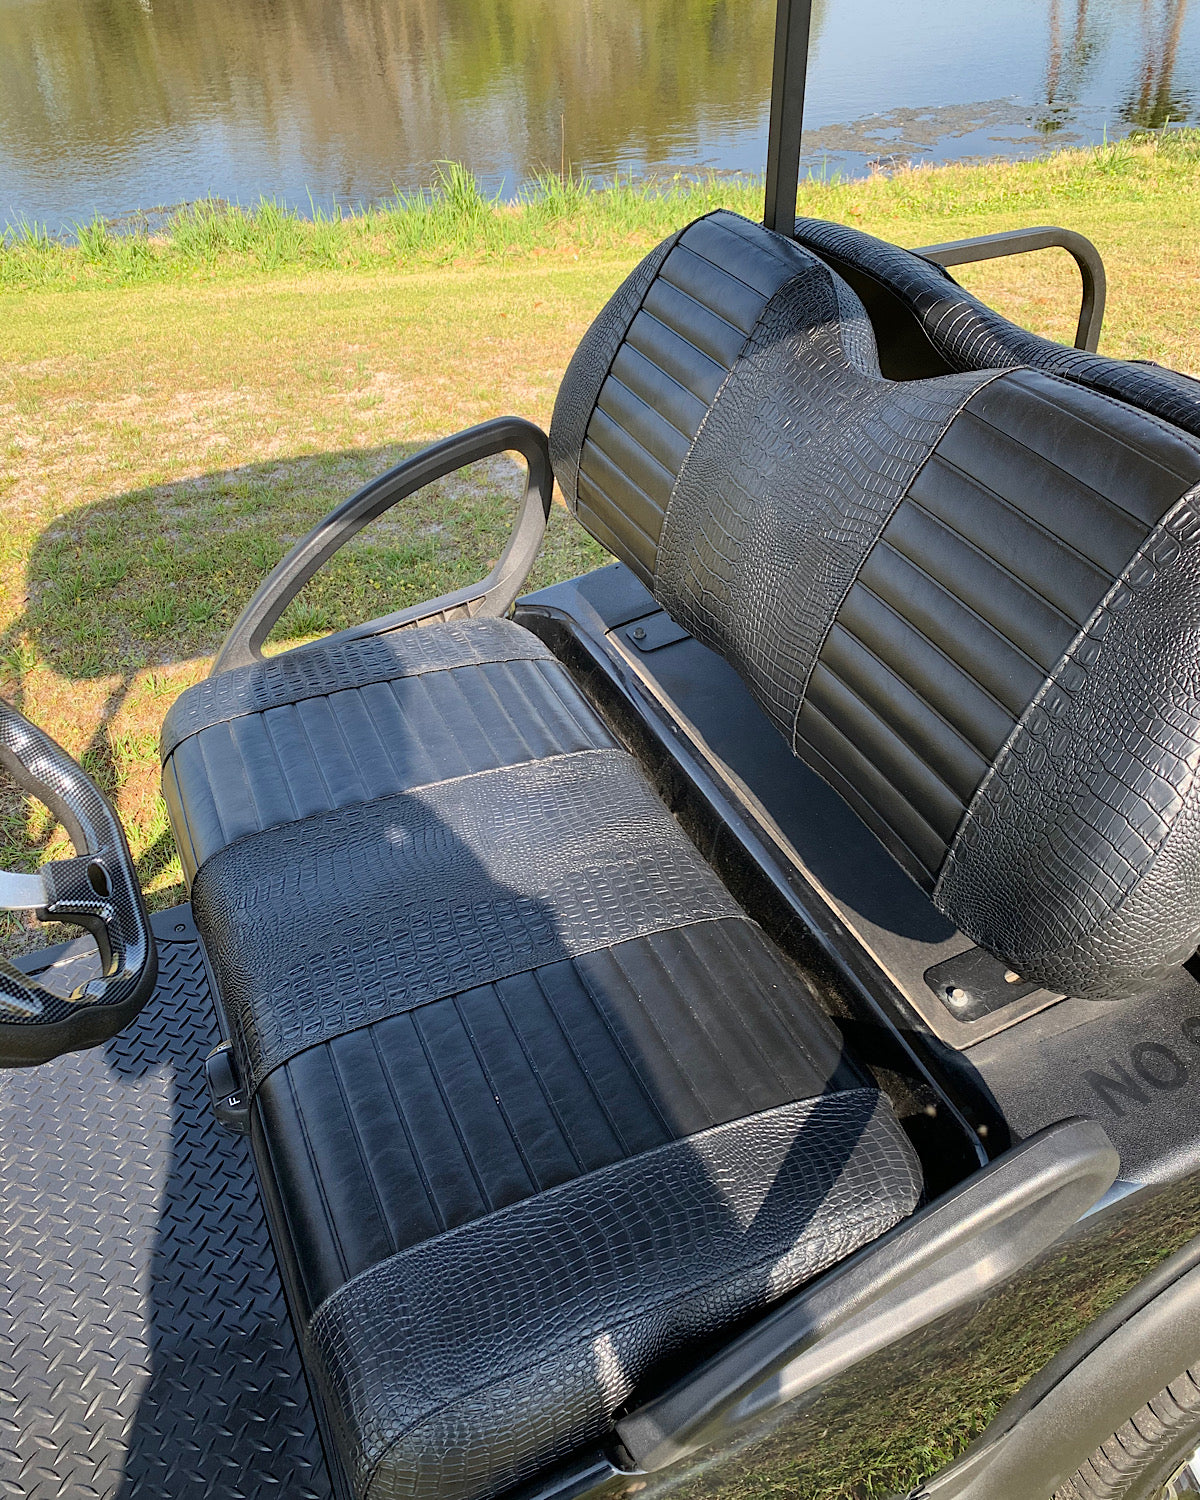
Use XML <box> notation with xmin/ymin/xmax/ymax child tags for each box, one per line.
<box><xmin>550</xmin><ymin>209</ymin><xmax>1200</xmax><ymax>1000</ymax></box>
<box><xmin>163</xmin><ymin>614</ymin><xmax>923</xmax><ymax>1500</ymax></box>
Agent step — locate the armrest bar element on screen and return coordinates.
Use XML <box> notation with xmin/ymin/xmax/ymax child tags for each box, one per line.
<box><xmin>212</xmin><ymin>416</ymin><xmax>553</xmax><ymax>675</ymax></box>
<box><xmin>913</xmin><ymin>225</ymin><xmax>1107</xmax><ymax>353</ymax></box>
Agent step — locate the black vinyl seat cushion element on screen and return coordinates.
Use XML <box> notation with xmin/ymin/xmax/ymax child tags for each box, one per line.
<box><xmin>162</xmin><ymin>616</ymin><xmax>923</xmax><ymax>1500</ymax></box>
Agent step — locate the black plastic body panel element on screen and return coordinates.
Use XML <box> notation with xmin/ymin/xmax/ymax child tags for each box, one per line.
<box><xmin>518</xmin><ymin>564</ymin><xmax>1200</xmax><ymax>1194</ymax></box>
<box><xmin>924</xmin><ymin>1236</ymin><xmax>1200</xmax><ymax>1498</ymax></box>
<box><xmin>617</xmin><ymin>1120</ymin><xmax>1119</xmax><ymax>1472</ymax></box>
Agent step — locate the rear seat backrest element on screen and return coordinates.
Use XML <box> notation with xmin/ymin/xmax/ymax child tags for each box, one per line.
<box><xmin>791</xmin><ymin>215</ymin><xmax>1200</xmax><ymax>437</ymax></box>
<box><xmin>550</xmin><ymin>210</ymin><xmax>1200</xmax><ymax>1001</ymax></box>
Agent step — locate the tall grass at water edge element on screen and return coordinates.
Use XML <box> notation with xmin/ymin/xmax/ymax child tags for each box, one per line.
<box><xmin>4</xmin><ymin>130</ymin><xmax>1200</xmax><ymax>291</ymax></box>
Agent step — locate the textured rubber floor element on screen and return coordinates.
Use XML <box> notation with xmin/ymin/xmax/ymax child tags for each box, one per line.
<box><xmin>0</xmin><ymin>908</ymin><xmax>333</xmax><ymax>1500</ymax></box>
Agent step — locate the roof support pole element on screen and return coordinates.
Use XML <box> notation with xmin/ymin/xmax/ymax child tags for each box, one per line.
<box><xmin>763</xmin><ymin>0</ymin><xmax>814</xmax><ymax>235</ymax></box>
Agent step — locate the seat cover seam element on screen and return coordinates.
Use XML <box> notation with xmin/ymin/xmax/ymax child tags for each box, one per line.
<box><xmin>935</xmin><ymin>482</ymin><xmax>1200</xmax><ymax>994</ymax></box>
<box><xmin>450</xmin><ymin>989</ymin><xmax>561</xmax><ymax>1191</ymax></box>
<box><xmin>410</xmin><ymin>1008</ymin><xmax>512</xmax><ymax>1215</ymax></box>
<box><xmin>489</xmin><ymin>975</ymin><xmax>593</xmax><ymax>1177</ymax></box>
<box><xmin>309</xmin><ymin>1087</ymin><xmax>884</xmax><ymax>1325</ymax></box>
<box><xmin>958</xmin><ymin>384</ymin><xmax>1200</xmax><ymax>491</ymax></box>
<box><xmin>806</xmin><ymin>654</ymin><xmax>979</xmax><ymax>811</ymax></box>
<box><xmin>247</xmin><ymin>912</ymin><xmax>749</xmax><ymax>1103</ymax></box>
<box><xmin>287</xmin><ymin>1063</ymin><xmax>353</xmax><ymax>1286</ymax></box>
<box><xmin>303</xmin><ymin>1088</ymin><xmax>920</xmax><ymax>1500</ymax></box>
<box><xmin>597</xmin><ymin>940</ymin><xmax>716</xmax><ymax>1125</ymax></box>
<box><xmin>796</xmin><ymin>697</ymin><xmax>954</xmax><ymax>850</ymax></box>
<box><xmin>326</xmin><ymin>1041</ymin><xmax>399</xmax><ymax>1263</ymax></box>
<box><xmin>529</xmin><ymin>961</ymin><xmax>661</xmax><ymax>1155</ymax></box>
<box><xmin>366</xmin><ymin>1021</ymin><xmax>448</xmax><ymax>1235</ymax></box>
<box><xmin>821</xmin><ymin>619</ymin><xmax>997</xmax><ymax>772</ymax></box>
<box><xmin>862</xmin><ymin>552</ymin><xmax>1048</xmax><ymax>688</ymax></box>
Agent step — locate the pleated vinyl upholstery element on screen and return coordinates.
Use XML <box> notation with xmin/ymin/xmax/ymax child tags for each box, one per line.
<box><xmin>550</xmin><ymin>209</ymin><xmax>1200</xmax><ymax>998</ymax></box>
<box><xmin>790</xmin><ymin>214</ymin><xmax>1200</xmax><ymax>439</ymax></box>
<box><xmin>163</xmin><ymin>609</ymin><xmax>923</xmax><ymax>1500</ymax></box>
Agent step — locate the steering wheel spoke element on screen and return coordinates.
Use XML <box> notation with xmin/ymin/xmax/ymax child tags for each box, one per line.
<box><xmin>0</xmin><ymin>700</ymin><xmax>157</xmax><ymax>1065</ymax></box>
<box><xmin>0</xmin><ymin>868</ymin><xmax>49</xmax><ymax>912</ymax></box>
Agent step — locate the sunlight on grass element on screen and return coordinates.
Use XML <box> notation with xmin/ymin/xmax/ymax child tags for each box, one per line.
<box><xmin>0</xmin><ymin>132</ymin><xmax>1198</xmax><ymax>961</ymax></box>
<box><xmin>2</xmin><ymin>130</ymin><xmax>1198</xmax><ymax>292</ymax></box>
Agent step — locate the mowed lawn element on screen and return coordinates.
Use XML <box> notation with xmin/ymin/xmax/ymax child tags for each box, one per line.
<box><xmin>2</xmin><ymin>135</ymin><xmax>1200</xmax><ymax>953</ymax></box>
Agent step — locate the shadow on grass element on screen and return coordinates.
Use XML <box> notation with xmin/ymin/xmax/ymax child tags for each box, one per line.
<box><xmin>0</xmin><ymin>439</ymin><xmax>604</xmax><ymax>942</ymax></box>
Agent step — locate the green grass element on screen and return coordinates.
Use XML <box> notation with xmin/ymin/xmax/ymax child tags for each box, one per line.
<box><xmin>4</xmin><ymin>129</ymin><xmax>1200</xmax><ymax>291</ymax></box>
<box><xmin>0</xmin><ymin>130</ymin><xmax>1198</xmax><ymax>945</ymax></box>
<box><xmin>1</xmin><ymin>132</ymin><xmax>1200</xmax><ymax>1496</ymax></box>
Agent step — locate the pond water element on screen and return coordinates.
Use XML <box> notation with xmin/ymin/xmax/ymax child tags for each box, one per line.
<box><xmin>0</xmin><ymin>0</ymin><xmax>1196</xmax><ymax>233</ymax></box>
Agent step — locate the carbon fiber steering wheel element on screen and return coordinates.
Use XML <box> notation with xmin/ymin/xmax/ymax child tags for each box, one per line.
<box><xmin>0</xmin><ymin>699</ymin><xmax>156</xmax><ymax>1066</ymax></box>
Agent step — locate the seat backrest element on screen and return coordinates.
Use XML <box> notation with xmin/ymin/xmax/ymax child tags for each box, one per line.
<box><xmin>791</xmin><ymin>214</ymin><xmax>1200</xmax><ymax>438</ymax></box>
<box><xmin>549</xmin><ymin>209</ymin><xmax>1200</xmax><ymax>1002</ymax></box>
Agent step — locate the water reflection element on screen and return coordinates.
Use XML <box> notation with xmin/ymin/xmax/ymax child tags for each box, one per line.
<box><xmin>1038</xmin><ymin>0</ymin><xmax>1192</xmax><ymax>132</ymax></box>
<box><xmin>0</xmin><ymin>0</ymin><xmax>1197</xmax><ymax>231</ymax></box>
<box><xmin>1124</xmin><ymin>0</ymin><xmax>1192</xmax><ymax>127</ymax></box>
<box><xmin>0</xmin><ymin>0</ymin><xmax>779</xmax><ymax>228</ymax></box>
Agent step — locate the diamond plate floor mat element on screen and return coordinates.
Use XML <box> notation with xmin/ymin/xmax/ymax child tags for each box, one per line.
<box><xmin>0</xmin><ymin>907</ymin><xmax>333</xmax><ymax>1500</ymax></box>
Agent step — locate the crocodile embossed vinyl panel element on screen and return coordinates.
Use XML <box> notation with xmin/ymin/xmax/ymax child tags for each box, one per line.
<box><xmin>937</xmin><ymin>487</ymin><xmax>1200</xmax><ymax>998</ymax></box>
<box><xmin>654</xmin><ymin>253</ymin><xmax>994</xmax><ymax>747</ymax></box>
<box><xmin>192</xmin><ymin>748</ymin><xmax>747</xmax><ymax>1092</ymax></box>
<box><xmin>304</xmin><ymin>1091</ymin><xmax>922</xmax><ymax>1500</ymax></box>
<box><xmin>252</xmin><ymin>916</ymin><xmax>859</xmax><ymax>1315</ymax></box>
<box><xmin>165</xmin><ymin>654</ymin><xmax>615</xmax><ymax>880</ymax></box>
<box><xmin>791</xmin><ymin>215</ymin><xmax>1200</xmax><ymax>440</ymax></box>
<box><xmin>796</xmin><ymin>367</ymin><xmax>1200</xmax><ymax>887</ymax></box>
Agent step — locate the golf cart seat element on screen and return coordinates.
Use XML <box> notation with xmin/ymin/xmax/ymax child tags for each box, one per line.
<box><xmin>161</xmin><ymin>209</ymin><xmax>1200</xmax><ymax>1500</ymax></box>
<box><xmin>790</xmin><ymin>215</ymin><xmax>1200</xmax><ymax>436</ymax></box>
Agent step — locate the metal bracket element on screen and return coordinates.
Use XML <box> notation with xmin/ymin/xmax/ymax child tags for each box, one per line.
<box><xmin>205</xmin><ymin>1041</ymin><xmax>250</xmax><ymax>1134</ymax></box>
<box><xmin>913</xmin><ymin>226</ymin><xmax>1107</xmax><ymax>353</ymax></box>
<box><xmin>925</xmin><ymin>946</ymin><xmax>1045</xmax><ymax>1024</ymax></box>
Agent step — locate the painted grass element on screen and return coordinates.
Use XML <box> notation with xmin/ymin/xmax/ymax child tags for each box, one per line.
<box><xmin>1</xmin><ymin>131</ymin><xmax>1199</xmax><ymax>967</ymax></box>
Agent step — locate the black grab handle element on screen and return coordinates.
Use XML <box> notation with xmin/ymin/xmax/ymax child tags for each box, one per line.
<box><xmin>913</xmin><ymin>226</ymin><xmax>1107</xmax><ymax>353</ymax></box>
<box><xmin>213</xmin><ymin>417</ymin><xmax>554</xmax><ymax>674</ymax></box>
